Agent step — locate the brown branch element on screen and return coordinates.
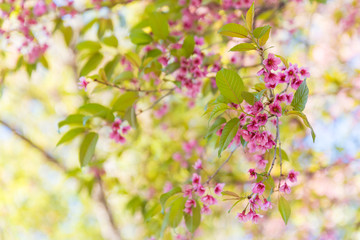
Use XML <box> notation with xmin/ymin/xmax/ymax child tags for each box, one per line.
<box><xmin>0</xmin><ymin>119</ymin><xmax>122</xmax><ymax>240</ymax></box>
<box><xmin>137</xmin><ymin>88</ymin><xmax>175</xmax><ymax>115</ymax></box>
<box><xmin>0</xmin><ymin>119</ymin><xmax>67</xmax><ymax>171</ymax></box>
<box><xmin>93</xmin><ymin>79</ymin><xmax>174</xmax><ymax>93</ymax></box>
<box><xmin>204</xmin><ymin>148</ymin><xmax>237</xmax><ymax>186</ymax></box>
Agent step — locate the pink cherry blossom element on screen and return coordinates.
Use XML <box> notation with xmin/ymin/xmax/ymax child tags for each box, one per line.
<box><xmin>201</xmin><ymin>194</ymin><xmax>217</xmax><ymax>205</ymax></box>
<box><xmin>192</xmin><ymin>173</ymin><xmax>201</xmax><ymax>187</ymax></box>
<box><xmin>249</xmin><ymin>168</ymin><xmax>257</xmax><ymax>179</ymax></box>
<box><xmin>196</xmin><ymin>185</ymin><xmax>205</xmax><ymax>196</ymax></box>
<box><xmin>279</xmin><ymin>182</ymin><xmax>291</xmax><ymax>194</ymax></box>
<box><xmin>183</xmin><ymin>185</ymin><xmax>193</xmax><ymax>198</ymax></box>
<box><xmin>33</xmin><ymin>1</ymin><xmax>47</xmax><ymax>16</ymax></box>
<box><xmin>256</xmin><ymin>158</ymin><xmax>268</xmax><ymax>170</ymax></box>
<box><xmin>288</xmin><ymin>169</ymin><xmax>299</xmax><ymax>183</ymax></box>
<box><xmin>263</xmin><ymin>53</ymin><xmax>281</xmax><ymax>71</ymax></box>
<box><xmin>185</xmin><ymin>199</ymin><xmax>196</xmax><ymax>208</ymax></box>
<box><xmin>183</xmin><ymin>207</ymin><xmax>192</xmax><ymax>215</ymax></box>
<box><xmin>237</xmin><ymin>210</ymin><xmax>249</xmax><ymax>222</ymax></box>
<box><xmin>214</xmin><ymin>183</ymin><xmax>225</xmax><ymax>195</ymax></box>
<box><xmin>299</xmin><ymin>67</ymin><xmax>310</xmax><ymax>79</ymax></box>
<box><xmin>261</xmin><ymin>198</ymin><xmax>273</xmax><ymax>211</ymax></box>
<box><xmin>251</xmin><ymin>212</ymin><xmax>263</xmax><ymax>224</ymax></box>
<box><xmin>252</xmin><ymin>182</ymin><xmax>265</xmax><ymax>195</ymax></box>
<box><xmin>193</xmin><ymin>159</ymin><xmax>203</xmax><ymax>170</ymax></box>
<box><xmin>201</xmin><ymin>204</ymin><xmax>211</xmax><ymax>215</ymax></box>
<box><xmin>269</xmin><ymin>101</ymin><xmax>282</xmax><ymax>117</ymax></box>
<box><xmin>78</xmin><ymin>76</ymin><xmax>89</xmax><ymax>91</ymax></box>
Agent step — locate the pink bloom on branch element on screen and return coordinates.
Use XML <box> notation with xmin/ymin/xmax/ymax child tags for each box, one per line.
<box><xmin>252</xmin><ymin>182</ymin><xmax>265</xmax><ymax>195</ymax></box>
<box><xmin>251</xmin><ymin>212</ymin><xmax>263</xmax><ymax>224</ymax></box>
<box><xmin>284</xmin><ymin>93</ymin><xmax>294</xmax><ymax>105</ymax></box>
<box><xmin>184</xmin><ymin>207</ymin><xmax>192</xmax><ymax>215</ymax></box>
<box><xmin>193</xmin><ymin>159</ymin><xmax>203</xmax><ymax>170</ymax></box>
<box><xmin>112</xmin><ymin>119</ymin><xmax>122</xmax><ymax>130</ymax></box>
<box><xmin>249</xmin><ymin>168</ymin><xmax>257</xmax><ymax>179</ymax></box>
<box><xmin>214</xmin><ymin>183</ymin><xmax>225</xmax><ymax>195</ymax></box>
<box><xmin>263</xmin><ymin>53</ymin><xmax>281</xmax><ymax>71</ymax></box>
<box><xmin>78</xmin><ymin>76</ymin><xmax>89</xmax><ymax>91</ymax></box>
<box><xmin>183</xmin><ymin>185</ymin><xmax>193</xmax><ymax>198</ymax></box>
<box><xmin>256</xmin><ymin>113</ymin><xmax>268</xmax><ymax>126</ymax></box>
<box><xmin>196</xmin><ymin>184</ymin><xmax>205</xmax><ymax>196</ymax></box>
<box><xmin>257</xmin><ymin>159</ymin><xmax>268</xmax><ymax>170</ymax></box>
<box><xmin>291</xmin><ymin>76</ymin><xmax>303</xmax><ymax>90</ymax></box>
<box><xmin>269</xmin><ymin>101</ymin><xmax>282</xmax><ymax>117</ymax></box>
<box><xmin>34</xmin><ymin>1</ymin><xmax>47</xmax><ymax>16</ymax></box>
<box><xmin>237</xmin><ymin>210</ymin><xmax>249</xmax><ymax>222</ymax></box>
<box><xmin>121</xmin><ymin>125</ymin><xmax>131</xmax><ymax>134</ymax></box>
<box><xmin>194</xmin><ymin>36</ymin><xmax>204</xmax><ymax>46</ymax></box>
<box><xmin>192</xmin><ymin>173</ymin><xmax>201</xmax><ymax>187</ymax></box>
<box><xmin>279</xmin><ymin>182</ymin><xmax>291</xmax><ymax>194</ymax></box>
<box><xmin>201</xmin><ymin>194</ymin><xmax>217</xmax><ymax>205</ymax></box>
<box><xmin>185</xmin><ymin>199</ymin><xmax>196</xmax><ymax>208</ymax></box>
<box><xmin>257</xmin><ymin>68</ymin><xmax>266</xmax><ymax>76</ymax></box>
<box><xmin>201</xmin><ymin>204</ymin><xmax>211</xmax><ymax>215</ymax></box>
<box><xmin>299</xmin><ymin>67</ymin><xmax>310</xmax><ymax>79</ymax></box>
<box><xmin>288</xmin><ymin>169</ymin><xmax>299</xmax><ymax>183</ymax></box>
<box><xmin>261</xmin><ymin>198</ymin><xmax>272</xmax><ymax>211</ymax></box>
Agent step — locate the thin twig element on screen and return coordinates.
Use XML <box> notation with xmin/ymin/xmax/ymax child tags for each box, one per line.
<box><xmin>0</xmin><ymin>119</ymin><xmax>66</xmax><ymax>171</ymax></box>
<box><xmin>94</xmin><ymin>79</ymin><xmax>174</xmax><ymax>93</ymax></box>
<box><xmin>137</xmin><ymin>88</ymin><xmax>175</xmax><ymax>115</ymax></box>
<box><xmin>204</xmin><ymin>149</ymin><xmax>237</xmax><ymax>186</ymax></box>
<box><xmin>267</xmin><ymin>116</ymin><xmax>280</xmax><ymax>176</ymax></box>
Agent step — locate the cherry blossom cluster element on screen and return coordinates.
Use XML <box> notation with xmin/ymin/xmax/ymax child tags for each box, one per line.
<box><xmin>183</xmin><ymin>172</ymin><xmax>224</xmax><ymax>216</ymax></box>
<box><xmin>109</xmin><ymin>119</ymin><xmax>131</xmax><ymax>144</ymax></box>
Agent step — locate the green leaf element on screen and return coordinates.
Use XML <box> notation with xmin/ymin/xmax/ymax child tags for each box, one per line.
<box><xmin>182</xmin><ymin>35</ymin><xmax>195</xmax><ymax>57</ymax></box>
<box><xmin>80</xmin><ymin>52</ymin><xmax>103</xmax><ymax>76</ymax></box>
<box><xmin>253</xmin><ymin>25</ymin><xmax>271</xmax><ymax>39</ymax></box>
<box><xmin>79</xmin><ymin>103</ymin><xmax>114</xmax><ymax>121</ymax></box>
<box><xmin>246</xmin><ymin>2</ymin><xmax>255</xmax><ymax>31</ymax></box>
<box><xmin>218</xmin><ymin>118</ymin><xmax>240</xmax><ymax>157</ymax></box>
<box><xmin>76</xmin><ymin>41</ymin><xmax>101</xmax><ymax>52</ymax></box>
<box><xmin>104</xmin><ymin>54</ymin><xmax>121</xmax><ymax>80</ymax></box>
<box><xmin>79</xmin><ymin>132</ymin><xmax>99</xmax><ymax>167</ymax></box>
<box><xmin>241</xmin><ymin>91</ymin><xmax>256</xmax><ymax>105</ymax></box>
<box><xmin>124</xmin><ymin>106</ymin><xmax>138</xmax><ymax>129</ymax></box>
<box><xmin>57</xmin><ymin>128</ymin><xmax>85</xmax><ymax>147</ymax></box>
<box><xmin>149</xmin><ymin>12</ymin><xmax>169</xmax><ymax>40</ymax></box>
<box><xmin>112</xmin><ymin>92</ymin><xmax>139</xmax><ymax>116</ymax></box>
<box><xmin>164</xmin><ymin>62</ymin><xmax>180</xmax><ymax>75</ymax></box>
<box><xmin>102</xmin><ymin>35</ymin><xmax>118</xmax><ymax>47</ymax></box>
<box><xmin>125</xmin><ymin>52</ymin><xmax>141</xmax><ymax>68</ymax></box>
<box><xmin>259</xmin><ymin>27</ymin><xmax>271</xmax><ymax>46</ymax></box>
<box><xmin>218</xmin><ymin>23</ymin><xmax>248</xmax><ymax>38</ymax></box>
<box><xmin>169</xmin><ymin>197</ymin><xmax>185</xmax><ymax>228</ymax></box>
<box><xmin>275</xmin><ymin>54</ymin><xmax>289</xmax><ymax>68</ymax></box>
<box><xmin>61</xmin><ymin>26</ymin><xmax>73</xmax><ymax>46</ymax></box>
<box><xmin>130</xmin><ymin>29</ymin><xmax>153</xmax><ymax>45</ymax></box>
<box><xmin>287</xmin><ymin>111</ymin><xmax>316</xmax><ymax>142</ymax></box>
<box><xmin>58</xmin><ymin>114</ymin><xmax>87</xmax><ymax>129</ymax></box>
<box><xmin>184</xmin><ymin>200</ymin><xmax>201</xmax><ymax>233</ymax></box>
<box><xmin>291</xmin><ymin>79</ymin><xmax>309</xmax><ymax>112</ymax></box>
<box><xmin>114</xmin><ymin>71</ymin><xmax>133</xmax><ymax>83</ymax></box>
<box><xmin>0</xmin><ymin>3</ymin><xmax>11</xmax><ymax>12</ymax></box>
<box><xmin>278</xmin><ymin>196</ymin><xmax>291</xmax><ymax>225</ymax></box>
<box><xmin>209</xmin><ymin>103</ymin><xmax>229</xmax><ymax>122</ymax></box>
<box><xmin>206</xmin><ymin>117</ymin><xmax>226</xmax><ymax>138</ymax></box>
<box><xmin>230</xmin><ymin>43</ymin><xmax>256</xmax><ymax>52</ymax></box>
<box><xmin>216</xmin><ymin>69</ymin><xmax>245</xmax><ymax>104</ymax></box>
<box><xmin>269</xmin><ymin>148</ymin><xmax>289</xmax><ymax>161</ymax></box>
<box><xmin>253</xmin><ymin>89</ymin><xmax>266</xmax><ymax>102</ymax></box>
<box><xmin>160</xmin><ymin>187</ymin><xmax>182</xmax><ymax>214</ymax></box>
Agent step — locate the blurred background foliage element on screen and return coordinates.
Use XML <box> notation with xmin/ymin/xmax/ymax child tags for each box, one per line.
<box><xmin>0</xmin><ymin>0</ymin><xmax>360</xmax><ymax>239</ymax></box>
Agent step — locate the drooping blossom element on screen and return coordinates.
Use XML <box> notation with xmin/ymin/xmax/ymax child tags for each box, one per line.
<box><xmin>252</xmin><ymin>182</ymin><xmax>265</xmax><ymax>195</ymax></box>
<box><xmin>288</xmin><ymin>169</ymin><xmax>299</xmax><ymax>183</ymax></box>
<box><xmin>279</xmin><ymin>182</ymin><xmax>291</xmax><ymax>194</ymax></box>
<box><xmin>263</xmin><ymin>53</ymin><xmax>281</xmax><ymax>71</ymax></box>
<box><xmin>214</xmin><ymin>183</ymin><xmax>225</xmax><ymax>195</ymax></box>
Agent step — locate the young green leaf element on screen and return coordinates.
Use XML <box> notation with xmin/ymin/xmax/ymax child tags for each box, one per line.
<box><xmin>149</xmin><ymin>12</ymin><xmax>169</xmax><ymax>40</ymax></box>
<box><xmin>80</xmin><ymin>52</ymin><xmax>103</xmax><ymax>76</ymax></box>
<box><xmin>160</xmin><ymin>187</ymin><xmax>182</xmax><ymax>214</ymax></box>
<box><xmin>130</xmin><ymin>29</ymin><xmax>153</xmax><ymax>45</ymax></box>
<box><xmin>209</xmin><ymin>103</ymin><xmax>229</xmax><ymax>122</ymax></box>
<box><xmin>241</xmin><ymin>91</ymin><xmax>256</xmax><ymax>105</ymax></box>
<box><xmin>278</xmin><ymin>196</ymin><xmax>291</xmax><ymax>225</ymax></box>
<box><xmin>291</xmin><ymin>79</ymin><xmax>309</xmax><ymax>112</ymax></box>
<box><xmin>184</xmin><ymin>200</ymin><xmax>201</xmax><ymax>233</ymax></box>
<box><xmin>168</xmin><ymin>197</ymin><xmax>185</xmax><ymax>228</ymax></box>
<box><xmin>58</xmin><ymin>114</ymin><xmax>87</xmax><ymax>129</ymax></box>
<box><xmin>218</xmin><ymin>118</ymin><xmax>240</xmax><ymax>157</ymax></box>
<box><xmin>182</xmin><ymin>35</ymin><xmax>195</xmax><ymax>58</ymax></box>
<box><xmin>253</xmin><ymin>25</ymin><xmax>271</xmax><ymax>39</ymax></box>
<box><xmin>79</xmin><ymin>103</ymin><xmax>114</xmax><ymax>121</ymax></box>
<box><xmin>102</xmin><ymin>35</ymin><xmax>118</xmax><ymax>47</ymax></box>
<box><xmin>124</xmin><ymin>106</ymin><xmax>138</xmax><ymax>129</ymax></box>
<box><xmin>76</xmin><ymin>41</ymin><xmax>102</xmax><ymax>52</ymax></box>
<box><xmin>218</xmin><ymin>23</ymin><xmax>248</xmax><ymax>38</ymax></box>
<box><xmin>286</xmin><ymin>110</ymin><xmax>316</xmax><ymax>142</ymax></box>
<box><xmin>206</xmin><ymin>117</ymin><xmax>226</xmax><ymax>138</ymax></box>
<box><xmin>112</xmin><ymin>92</ymin><xmax>139</xmax><ymax>116</ymax></box>
<box><xmin>275</xmin><ymin>54</ymin><xmax>289</xmax><ymax>68</ymax></box>
<box><xmin>230</xmin><ymin>43</ymin><xmax>257</xmax><ymax>52</ymax></box>
<box><xmin>104</xmin><ymin>54</ymin><xmax>121</xmax><ymax>80</ymax></box>
<box><xmin>216</xmin><ymin>69</ymin><xmax>245</xmax><ymax>104</ymax></box>
<box><xmin>56</xmin><ymin>128</ymin><xmax>85</xmax><ymax>147</ymax></box>
<box><xmin>79</xmin><ymin>132</ymin><xmax>98</xmax><ymax>167</ymax></box>
<box><xmin>246</xmin><ymin>2</ymin><xmax>255</xmax><ymax>31</ymax></box>
<box><xmin>259</xmin><ymin>27</ymin><xmax>271</xmax><ymax>46</ymax></box>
